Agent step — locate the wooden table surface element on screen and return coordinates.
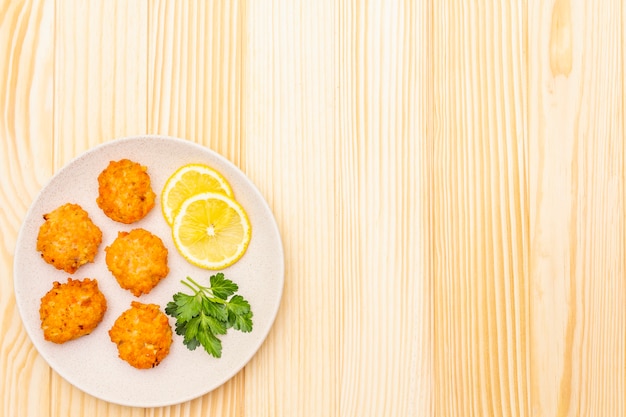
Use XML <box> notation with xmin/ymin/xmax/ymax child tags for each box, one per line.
<box><xmin>1</xmin><ymin>1</ymin><xmax>624</xmax><ymax>416</ymax></box>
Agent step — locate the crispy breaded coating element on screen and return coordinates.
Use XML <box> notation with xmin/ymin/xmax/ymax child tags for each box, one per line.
<box><xmin>36</xmin><ymin>203</ymin><xmax>103</xmax><ymax>273</ymax></box>
<box><xmin>105</xmin><ymin>228</ymin><xmax>169</xmax><ymax>297</ymax></box>
<box><xmin>96</xmin><ymin>159</ymin><xmax>156</xmax><ymax>224</ymax></box>
<box><xmin>39</xmin><ymin>278</ymin><xmax>108</xmax><ymax>344</ymax></box>
<box><xmin>109</xmin><ymin>301</ymin><xmax>172</xmax><ymax>369</ymax></box>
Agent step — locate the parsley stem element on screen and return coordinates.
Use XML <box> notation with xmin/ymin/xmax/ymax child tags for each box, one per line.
<box><xmin>181</xmin><ymin>276</ymin><xmax>223</xmax><ymax>301</ymax></box>
<box><xmin>181</xmin><ymin>278</ymin><xmax>200</xmax><ymax>294</ymax></box>
<box><xmin>184</xmin><ymin>276</ymin><xmax>206</xmax><ymax>291</ymax></box>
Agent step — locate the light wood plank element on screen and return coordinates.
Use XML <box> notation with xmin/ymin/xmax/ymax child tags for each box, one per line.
<box><xmin>429</xmin><ymin>1</ymin><xmax>529</xmax><ymax>416</ymax></box>
<box><xmin>146</xmin><ymin>1</ymin><xmax>247</xmax><ymax>415</ymax></box>
<box><xmin>147</xmin><ymin>0</ymin><xmax>246</xmax><ymax>165</ymax></box>
<box><xmin>3</xmin><ymin>0</ymin><xmax>626</xmax><ymax>416</ymax></box>
<box><xmin>337</xmin><ymin>1</ymin><xmax>428</xmax><ymax>416</ymax></box>
<box><xmin>0</xmin><ymin>1</ymin><xmax>55</xmax><ymax>416</ymax></box>
<box><xmin>51</xmin><ymin>1</ymin><xmax>148</xmax><ymax>415</ymax></box>
<box><xmin>243</xmin><ymin>0</ymin><xmax>340</xmax><ymax>415</ymax></box>
<box><xmin>144</xmin><ymin>363</ymin><xmax>245</xmax><ymax>417</ymax></box>
<box><xmin>528</xmin><ymin>0</ymin><xmax>625</xmax><ymax>415</ymax></box>
<box><xmin>54</xmin><ymin>0</ymin><xmax>148</xmax><ymax>166</ymax></box>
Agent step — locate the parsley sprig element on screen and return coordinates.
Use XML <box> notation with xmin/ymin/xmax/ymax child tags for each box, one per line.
<box><xmin>165</xmin><ymin>273</ymin><xmax>253</xmax><ymax>358</ymax></box>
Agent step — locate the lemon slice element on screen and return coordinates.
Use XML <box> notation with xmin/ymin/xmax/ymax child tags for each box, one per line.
<box><xmin>172</xmin><ymin>192</ymin><xmax>251</xmax><ymax>270</ymax></box>
<box><xmin>161</xmin><ymin>164</ymin><xmax>234</xmax><ymax>225</ymax></box>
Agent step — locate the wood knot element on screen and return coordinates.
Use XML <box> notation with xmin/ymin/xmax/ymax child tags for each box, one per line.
<box><xmin>549</xmin><ymin>0</ymin><xmax>573</xmax><ymax>77</ymax></box>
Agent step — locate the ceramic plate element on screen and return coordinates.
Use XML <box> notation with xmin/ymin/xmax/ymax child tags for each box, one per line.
<box><xmin>14</xmin><ymin>136</ymin><xmax>284</xmax><ymax>407</ymax></box>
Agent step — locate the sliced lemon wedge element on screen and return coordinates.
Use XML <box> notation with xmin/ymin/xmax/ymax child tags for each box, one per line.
<box><xmin>172</xmin><ymin>192</ymin><xmax>251</xmax><ymax>270</ymax></box>
<box><xmin>161</xmin><ymin>164</ymin><xmax>234</xmax><ymax>225</ymax></box>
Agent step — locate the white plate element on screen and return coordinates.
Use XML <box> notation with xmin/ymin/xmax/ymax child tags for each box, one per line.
<box><xmin>14</xmin><ymin>136</ymin><xmax>284</xmax><ymax>407</ymax></box>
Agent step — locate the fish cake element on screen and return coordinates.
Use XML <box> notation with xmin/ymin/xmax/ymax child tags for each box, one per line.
<box><xmin>36</xmin><ymin>203</ymin><xmax>103</xmax><ymax>273</ymax></box>
<box><xmin>39</xmin><ymin>278</ymin><xmax>108</xmax><ymax>344</ymax></box>
<box><xmin>96</xmin><ymin>159</ymin><xmax>156</xmax><ymax>224</ymax></box>
<box><xmin>109</xmin><ymin>301</ymin><xmax>172</xmax><ymax>369</ymax></box>
<box><xmin>105</xmin><ymin>228</ymin><xmax>169</xmax><ymax>297</ymax></box>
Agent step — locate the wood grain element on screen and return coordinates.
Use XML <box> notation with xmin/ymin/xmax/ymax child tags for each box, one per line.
<box><xmin>1</xmin><ymin>0</ymin><xmax>625</xmax><ymax>416</ymax></box>
<box><xmin>430</xmin><ymin>1</ymin><xmax>529</xmax><ymax>416</ymax></box>
<box><xmin>528</xmin><ymin>0</ymin><xmax>625</xmax><ymax>415</ymax></box>
<box><xmin>147</xmin><ymin>0</ymin><xmax>246</xmax><ymax>164</ymax></box>
<box><xmin>146</xmin><ymin>2</ymin><xmax>247</xmax><ymax>415</ymax></box>
<box><xmin>336</xmin><ymin>1</ymin><xmax>426</xmax><ymax>416</ymax></box>
<box><xmin>243</xmin><ymin>1</ymin><xmax>340</xmax><ymax>415</ymax></box>
<box><xmin>0</xmin><ymin>1</ymin><xmax>54</xmax><ymax>417</ymax></box>
<box><xmin>54</xmin><ymin>0</ymin><xmax>147</xmax><ymax>164</ymax></box>
<box><xmin>50</xmin><ymin>1</ymin><xmax>148</xmax><ymax>414</ymax></box>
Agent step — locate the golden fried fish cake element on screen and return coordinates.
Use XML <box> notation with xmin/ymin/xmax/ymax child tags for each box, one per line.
<box><xmin>109</xmin><ymin>301</ymin><xmax>172</xmax><ymax>369</ymax></box>
<box><xmin>96</xmin><ymin>159</ymin><xmax>156</xmax><ymax>224</ymax></box>
<box><xmin>39</xmin><ymin>278</ymin><xmax>108</xmax><ymax>344</ymax></box>
<box><xmin>36</xmin><ymin>203</ymin><xmax>103</xmax><ymax>273</ymax></box>
<box><xmin>105</xmin><ymin>228</ymin><xmax>169</xmax><ymax>297</ymax></box>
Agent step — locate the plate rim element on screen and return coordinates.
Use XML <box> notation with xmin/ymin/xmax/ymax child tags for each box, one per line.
<box><xmin>13</xmin><ymin>135</ymin><xmax>285</xmax><ymax>407</ymax></box>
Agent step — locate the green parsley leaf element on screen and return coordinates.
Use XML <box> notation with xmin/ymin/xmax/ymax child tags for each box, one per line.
<box><xmin>227</xmin><ymin>295</ymin><xmax>251</xmax><ymax>315</ymax></box>
<box><xmin>183</xmin><ymin>335</ymin><xmax>200</xmax><ymax>351</ymax></box>
<box><xmin>233</xmin><ymin>311</ymin><xmax>253</xmax><ymax>333</ymax></box>
<box><xmin>174</xmin><ymin>320</ymin><xmax>188</xmax><ymax>337</ymax></box>
<box><xmin>165</xmin><ymin>274</ymin><xmax>254</xmax><ymax>358</ymax></box>
<box><xmin>165</xmin><ymin>292</ymin><xmax>202</xmax><ymax>322</ymax></box>
<box><xmin>197</xmin><ymin>327</ymin><xmax>223</xmax><ymax>358</ymax></box>
<box><xmin>209</xmin><ymin>272</ymin><xmax>238</xmax><ymax>299</ymax></box>
<box><xmin>203</xmin><ymin>297</ymin><xmax>228</xmax><ymax>321</ymax></box>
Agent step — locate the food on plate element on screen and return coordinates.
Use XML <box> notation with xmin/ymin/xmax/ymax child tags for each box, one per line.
<box><xmin>162</xmin><ymin>164</ymin><xmax>252</xmax><ymax>270</ymax></box>
<box><xmin>105</xmin><ymin>228</ymin><xmax>169</xmax><ymax>297</ymax></box>
<box><xmin>36</xmin><ymin>203</ymin><xmax>103</xmax><ymax>273</ymax></box>
<box><xmin>39</xmin><ymin>278</ymin><xmax>108</xmax><ymax>344</ymax></box>
<box><xmin>96</xmin><ymin>159</ymin><xmax>156</xmax><ymax>224</ymax></box>
<box><xmin>109</xmin><ymin>301</ymin><xmax>173</xmax><ymax>369</ymax></box>
<box><xmin>161</xmin><ymin>163</ymin><xmax>234</xmax><ymax>225</ymax></box>
<box><xmin>171</xmin><ymin>192</ymin><xmax>251</xmax><ymax>270</ymax></box>
<box><xmin>165</xmin><ymin>273</ymin><xmax>253</xmax><ymax>358</ymax></box>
